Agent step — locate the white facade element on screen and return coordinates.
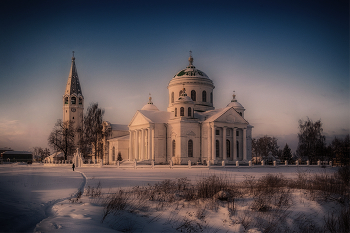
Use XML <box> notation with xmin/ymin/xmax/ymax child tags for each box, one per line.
<box><xmin>107</xmin><ymin>54</ymin><xmax>253</xmax><ymax>165</ymax></box>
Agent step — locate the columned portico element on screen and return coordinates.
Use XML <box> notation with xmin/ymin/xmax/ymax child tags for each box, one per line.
<box><xmin>233</xmin><ymin>127</ymin><xmax>237</xmax><ymax>161</ymax></box>
<box><xmin>243</xmin><ymin>128</ymin><xmax>247</xmax><ymax>161</ymax></box>
<box><xmin>147</xmin><ymin>127</ymin><xmax>151</xmax><ymax>160</ymax></box>
<box><xmin>151</xmin><ymin>125</ymin><xmax>155</xmax><ymax>161</ymax></box>
<box><xmin>141</xmin><ymin>129</ymin><xmax>145</xmax><ymax>160</ymax></box>
<box><xmin>207</xmin><ymin>123</ymin><xmax>212</xmax><ymax>162</ymax></box>
<box><xmin>135</xmin><ymin>130</ymin><xmax>139</xmax><ymax>160</ymax></box>
<box><xmin>223</xmin><ymin>126</ymin><xmax>227</xmax><ymax>161</ymax></box>
<box><xmin>211</xmin><ymin>124</ymin><xmax>216</xmax><ymax>162</ymax></box>
<box><xmin>129</xmin><ymin>130</ymin><xmax>133</xmax><ymax>160</ymax></box>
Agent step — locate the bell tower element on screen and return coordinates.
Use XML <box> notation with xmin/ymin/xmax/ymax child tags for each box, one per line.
<box><xmin>63</xmin><ymin>52</ymin><xmax>84</xmax><ymax>145</ymax></box>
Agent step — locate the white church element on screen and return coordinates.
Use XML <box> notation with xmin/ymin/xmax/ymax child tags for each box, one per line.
<box><xmin>63</xmin><ymin>53</ymin><xmax>253</xmax><ymax>165</ymax></box>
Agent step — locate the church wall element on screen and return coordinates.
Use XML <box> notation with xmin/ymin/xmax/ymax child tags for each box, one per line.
<box><xmin>167</xmin><ymin>121</ymin><xmax>201</xmax><ymax>164</ymax></box>
<box><xmin>108</xmin><ymin>138</ymin><xmax>129</xmax><ymax>163</ymax></box>
<box><xmin>246</xmin><ymin>126</ymin><xmax>253</xmax><ymax>161</ymax></box>
<box><xmin>201</xmin><ymin>123</ymin><xmax>210</xmax><ymax>163</ymax></box>
<box><xmin>154</xmin><ymin>123</ymin><xmax>167</xmax><ymax>163</ymax></box>
<box><xmin>110</xmin><ymin>130</ymin><xmax>129</xmax><ymax>139</ymax></box>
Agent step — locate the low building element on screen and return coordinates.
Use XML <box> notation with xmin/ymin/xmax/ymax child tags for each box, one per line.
<box><xmin>1</xmin><ymin>151</ymin><xmax>33</xmax><ymax>163</ymax></box>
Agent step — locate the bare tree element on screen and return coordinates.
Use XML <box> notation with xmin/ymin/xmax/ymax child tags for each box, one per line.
<box><xmin>32</xmin><ymin>147</ymin><xmax>50</xmax><ymax>161</ymax></box>
<box><xmin>83</xmin><ymin>103</ymin><xmax>105</xmax><ymax>161</ymax></box>
<box><xmin>48</xmin><ymin>119</ymin><xmax>75</xmax><ymax>160</ymax></box>
<box><xmin>296</xmin><ymin>117</ymin><xmax>325</xmax><ymax>164</ymax></box>
<box><xmin>253</xmin><ymin>136</ymin><xmax>279</xmax><ymax>161</ymax></box>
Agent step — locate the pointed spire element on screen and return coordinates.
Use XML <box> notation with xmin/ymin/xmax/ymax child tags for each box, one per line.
<box><xmin>65</xmin><ymin>52</ymin><xmax>83</xmax><ymax>96</ymax></box>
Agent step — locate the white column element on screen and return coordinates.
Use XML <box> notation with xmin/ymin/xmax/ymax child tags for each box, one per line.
<box><xmin>151</xmin><ymin>125</ymin><xmax>155</xmax><ymax>161</ymax></box>
<box><xmin>211</xmin><ymin>124</ymin><xmax>216</xmax><ymax>161</ymax></box>
<box><xmin>223</xmin><ymin>126</ymin><xmax>227</xmax><ymax>161</ymax></box>
<box><xmin>243</xmin><ymin>128</ymin><xmax>247</xmax><ymax>161</ymax></box>
<box><xmin>208</xmin><ymin>124</ymin><xmax>212</xmax><ymax>162</ymax></box>
<box><xmin>135</xmin><ymin>130</ymin><xmax>139</xmax><ymax>160</ymax></box>
<box><xmin>147</xmin><ymin>127</ymin><xmax>151</xmax><ymax>160</ymax></box>
<box><xmin>233</xmin><ymin>127</ymin><xmax>237</xmax><ymax>161</ymax></box>
<box><xmin>129</xmin><ymin>130</ymin><xmax>133</xmax><ymax>160</ymax></box>
<box><xmin>141</xmin><ymin>128</ymin><xmax>145</xmax><ymax>161</ymax></box>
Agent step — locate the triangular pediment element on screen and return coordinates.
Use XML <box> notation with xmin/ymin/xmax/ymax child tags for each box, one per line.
<box><xmin>129</xmin><ymin>111</ymin><xmax>152</xmax><ymax>127</ymax></box>
<box><xmin>213</xmin><ymin>107</ymin><xmax>248</xmax><ymax>124</ymax></box>
<box><xmin>187</xmin><ymin>131</ymin><xmax>196</xmax><ymax>136</ymax></box>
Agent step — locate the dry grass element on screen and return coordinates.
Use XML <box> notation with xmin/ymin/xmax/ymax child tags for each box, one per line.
<box><xmin>91</xmin><ymin>168</ymin><xmax>350</xmax><ymax>233</ymax></box>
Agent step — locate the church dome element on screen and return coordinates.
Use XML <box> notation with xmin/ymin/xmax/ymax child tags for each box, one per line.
<box><xmin>141</xmin><ymin>96</ymin><xmax>159</xmax><ymax>111</ymax></box>
<box><xmin>167</xmin><ymin>52</ymin><xmax>215</xmax><ymax>113</ymax></box>
<box><xmin>169</xmin><ymin>57</ymin><xmax>213</xmax><ymax>86</ymax></box>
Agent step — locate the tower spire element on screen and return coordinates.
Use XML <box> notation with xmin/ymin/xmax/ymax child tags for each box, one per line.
<box><xmin>65</xmin><ymin>52</ymin><xmax>82</xmax><ymax>96</ymax></box>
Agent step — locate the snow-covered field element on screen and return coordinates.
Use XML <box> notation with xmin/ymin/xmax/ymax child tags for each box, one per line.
<box><xmin>0</xmin><ymin>164</ymin><xmax>345</xmax><ymax>232</ymax></box>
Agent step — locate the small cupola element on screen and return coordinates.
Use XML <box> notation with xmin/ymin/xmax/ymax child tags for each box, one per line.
<box><xmin>173</xmin><ymin>86</ymin><xmax>195</xmax><ymax>118</ymax></box>
<box><xmin>227</xmin><ymin>91</ymin><xmax>245</xmax><ymax>117</ymax></box>
<box><xmin>141</xmin><ymin>95</ymin><xmax>159</xmax><ymax>111</ymax></box>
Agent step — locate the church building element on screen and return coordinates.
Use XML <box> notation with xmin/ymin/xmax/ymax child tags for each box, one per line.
<box><xmin>105</xmin><ymin>54</ymin><xmax>253</xmax><ymax>165</ymax></box>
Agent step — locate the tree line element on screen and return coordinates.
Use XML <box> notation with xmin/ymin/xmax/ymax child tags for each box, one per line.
<box><xmin>252</xmin><ymin>117</ymin><xmax>349</xmax><ymax>166</ymax></box>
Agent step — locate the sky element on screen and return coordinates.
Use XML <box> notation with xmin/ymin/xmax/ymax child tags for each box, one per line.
<box><xmin>0</xmin><ymin>0</ymin><xmax>348</xmax><ymax>152</ymax></box>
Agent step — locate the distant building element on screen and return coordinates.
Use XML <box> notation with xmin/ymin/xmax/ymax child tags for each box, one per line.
<box><xmin>0</xmin><ymin>147</ymin><xmax>13</xmax><ymax>155</ymax></box>
<box><xmin>1</xmin><ymin>151</ymin><xmax>33</xmax><ymax>163</ymax></box>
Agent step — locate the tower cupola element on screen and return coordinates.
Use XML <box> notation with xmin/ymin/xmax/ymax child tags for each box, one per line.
<box><xmin>172</xmin><ymin>86</ymin><xmax>195</xmax><ymax>119</ymax></box>
<box><xmin>227</xmin><ymin>91</ymin><xmax>245</xmax><ymax>117</ymax></box>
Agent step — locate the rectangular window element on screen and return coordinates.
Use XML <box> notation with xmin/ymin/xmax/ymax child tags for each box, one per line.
<box><xmin>216</xmin><ymin>130</ymin><xmax>220</xmax><ymax>135</ymax></box>
<box><xmin>236</xmin><ymin>131</ymin><xmax>239</xmax><ymax>136</ymax></box>
<box><xmin>227</xmin><ymin>130</ymin><xmax>230</xmax><ymax>136</ymax></box>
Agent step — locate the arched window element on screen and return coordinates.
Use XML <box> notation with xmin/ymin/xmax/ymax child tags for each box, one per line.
<box><xmin>175</xmin><ymin>108</ymin><xmax>177</xmax><ymax>117</ymax></box>
<box><xmin>226</xmin><ymin>140</ymin><xmax>230</xmax><ymax>158</ymax></box>
<box><xmin>216</xmin><ymin>140</ymin><xmax>220</xmax><ymax>157</ymax></box>
<box><xmin>188</xmin><ymin>107</ymin><xmax>191</xmax><ymax>117</ymax></box>
<box><xmin>188</xmin><ymin>140</ymin><xmax>193</xmax><ymax>157</ymax></box>
<box><xmin>237</xmin><ymin>141</ymin><xmax>239</xmax><ymax>158</ymax></box>
<box><xmin>79</xmin><ymin>97</ymin><xmax>83</xmax><ymax>105</ymax></box>
<box><xmin>210</xmin><ymin>92</ymin><xmax>213</xmax><ymax>103</ymax></box>
<box><xmin>171</xmin><ymin>92</ymin><xmax>174</xmax><ymax>103</ymax></box>
<box><xmin>172</xmin><ymin>140</ymin><xmax>176</xmax><ymax>157</ymax></box>
<box><xmin>202</xmin><ymin>90</ymin><xmax>207</xmax><ymax>102</ymax></box>
<box><xmin>71</xmin><ymin>96</ymin><xmax>76</xmax><ymax>104</ymax></box>
<box><xmin>112</xmin><ymin>146</ymin><xmax>115</xmax><ymax>161</ymax></box>
<box><xmin>65</xmin><ymin>97</ymin><xmax>68</xmax><ymax>104</ymax></box>
<box><xmin>239</xmin><ymin>112</ymin><xmax>242</xmax><ymax>116</ymax></box>
<box><xmin>191</xmin><ymin>90</ymin><xmax>196</xmax><ymax>101</ymax></box>
<box><xmin>180</xmin><ymin>107</ymin><xmax>184</xmax><ymax>116</ymax></box>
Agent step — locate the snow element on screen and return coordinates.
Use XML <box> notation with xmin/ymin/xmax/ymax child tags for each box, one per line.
<box><xmin>0</xmin><ymin>163</ymin><xmax>341</xmax><ymax>232</ymax></box>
